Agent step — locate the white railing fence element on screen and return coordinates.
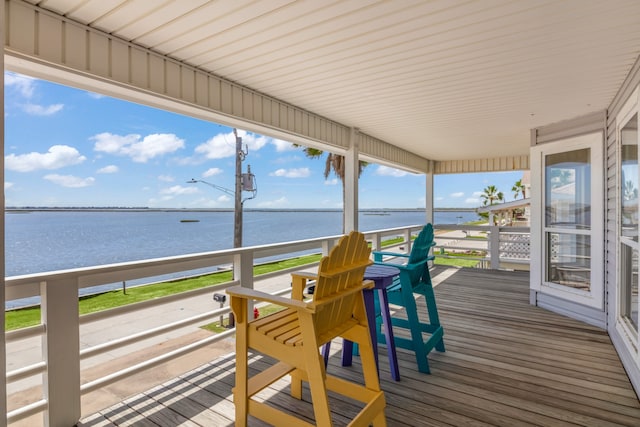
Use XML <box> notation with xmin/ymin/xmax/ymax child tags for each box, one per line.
<box><xmin>4</xmin><ymin>223</ymin><xmax>529</xmax><ymax>426</ymax></box>
<box><xmin>433</xmin><ymin>224</ymin><xmax>530</xmax><ymax>270</ymax></box>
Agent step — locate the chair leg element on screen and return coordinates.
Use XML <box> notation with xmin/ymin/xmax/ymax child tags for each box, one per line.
<box><xmin>422</xmin><ymin>283</ymin><xmax>445</xmax><ymax>353</ymax></box>
<box><xmin>302</xmin><ymin>335</ymin><xmax>333</xmax><ymax>425</ymax></box>
<box><xmin>322</xmin><ymin>341</ymin><xmax>331</xmax><ymax>365</ymax></box>
<box><xmin>231</xmin><ymin>299</ymin><xmax>249</xmax><ymax>426</ymax></box>
<box><xmin>401</xmin><ymin>287</ymin><xmax>431</xmax><ymax>374</ymax></box>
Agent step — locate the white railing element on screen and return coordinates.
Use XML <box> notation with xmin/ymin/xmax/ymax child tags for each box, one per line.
<box><xmin>432</xmin><ymin>224</ymin><xmax>530</xmax><ymax>269</ymax></box>
<box><xmin>4</xmin><ymin>223</ymin><xmax>528</xmax><ymax>425</ymax></box>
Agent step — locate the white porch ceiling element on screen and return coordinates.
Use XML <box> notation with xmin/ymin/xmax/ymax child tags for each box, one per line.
<box><xmin>19</xmin><ymin>0</ymin><xmax>640</xmax><ymax>162</ymax></box>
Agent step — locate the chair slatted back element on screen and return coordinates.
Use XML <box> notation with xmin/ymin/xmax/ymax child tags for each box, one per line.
<box><xmin>311</xmin><ymin>231</ymin><xmax>371</xmax><ymax>338</ymax></box>
<box><xmin>407</xmin><ymin>224</ymin><xmax>435</xmax><ymax>285</ymax></box>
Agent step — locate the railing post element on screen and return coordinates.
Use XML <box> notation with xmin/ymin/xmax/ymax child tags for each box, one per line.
<box><xmin>41</xmin><ymin>279</ymin><xmax>81</xmax><ymax>427</ymax></box>
<box><xmin>322</xmin><ymin>238</ymin><xmax>335</xmax><ymax>256</ymax></box>
<box><xmin>233</xmin><ymin>250</ymin><xmax>255</xmax><ymax>325</ymax></box>
<box><xmin>403</xmin><ymin>229</ymin><xmax>412</xmax><ymax>255</ymax></box>
<box><xmin>233</xmin><ymin>250</ymin><xmax>254</xmax><ymax>290</ymax></box>
<box><xmin>371</xmin><ymin>233</ymin><xmax>382</xmax><ymax>253</ymax></box>
<box><xmin>489</xmin><ymin>225</ymin><xmax>501</xmax><ymax>269</ymax></box>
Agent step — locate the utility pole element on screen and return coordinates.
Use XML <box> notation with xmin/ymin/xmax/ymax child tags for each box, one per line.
<box><xmin>188</xmin><ymin>129</ymin><xmax>255</xmax><ymax>249</ymax></box>
<box><xmin>234</xmin><ymin>128</ymin><xmax>243</xmax><ymax>248</ymax></box>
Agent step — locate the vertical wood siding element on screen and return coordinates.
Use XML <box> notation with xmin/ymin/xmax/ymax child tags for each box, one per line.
<box><xmin>604</xmin><ymin>53</ymin><xmax>640</xmax><ymax>393</ymax></box>
<box><xmin>605</xmin><ymin>55</ymin><xmax>640</xmax><ymax>329</ymax></box>
<box><xmin>433</xmin><ymin>156</ymin><xmax>530</xmax><ymax>174</ymax></box>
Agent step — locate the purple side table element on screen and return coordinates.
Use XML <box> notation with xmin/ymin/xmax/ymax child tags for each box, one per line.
<box><xmin>342</xmin><ymin>264</ymin><xmax>401</xmax><ymax>381</ymax></box>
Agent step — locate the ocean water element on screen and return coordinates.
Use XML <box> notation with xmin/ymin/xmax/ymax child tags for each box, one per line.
<box><xmin>5</xmin><ymin>209</ymin><xmax>478</xmax><ymax>308</ymax></box>
<box><xmin>5</xmin><ymin>209</ymin><xmax>478</xmax><ymax>277</ymax></box>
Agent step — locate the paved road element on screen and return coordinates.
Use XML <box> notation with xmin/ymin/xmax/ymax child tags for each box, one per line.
<box><xmin>7</xmin><ymin>267</ymin><xmax>319</xmax><ymax>426</ymax></box>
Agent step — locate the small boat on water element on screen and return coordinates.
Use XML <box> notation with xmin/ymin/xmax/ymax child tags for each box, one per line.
<box><xmin>180</xmin><ymin>219</ymin><xmax>200</xmax><ymax>223</ymax></box>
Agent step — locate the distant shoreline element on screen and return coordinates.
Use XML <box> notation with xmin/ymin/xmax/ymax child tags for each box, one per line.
<box><xmin>5</xmin><ymin>207</ymin><xmax>477</xmax><ymax>213</ymax></box>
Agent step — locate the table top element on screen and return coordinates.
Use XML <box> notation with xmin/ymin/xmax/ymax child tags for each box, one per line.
<box><xmin>364</xmin><ymin>264</ymin><xmax>400</xmax><ymax>280</ymax></box>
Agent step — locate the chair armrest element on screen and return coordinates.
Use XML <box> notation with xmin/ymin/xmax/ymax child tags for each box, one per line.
<box><xmin>227</xmin><ymin>286</ymin><xmax>308</xmax><ymax>310</ymax></box>
<box><xmin>375</xmin><ymin>259</ymin><xmax>427</xmax><ymax>272</ymax></box>
<box><xmin>291</xmin><ymin>272</ymin><xmax>317</xmax><ymax>299</ymax></box>
<box><xmin>292</xmin><ymin>272</ymin><xmax>318</xmax><ymax>280</ymax></box>
<box><xmin>372</xmin><ymin>251</ymin><xmax>410</xmax><ymax>262</ymax></box>
<box><xmin>372</xmin><ymin>251</ymin><xmax>410</xmax><ymax>257</ymax></box>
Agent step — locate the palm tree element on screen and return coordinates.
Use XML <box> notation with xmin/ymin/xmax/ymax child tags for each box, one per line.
<box><xmin>480</xmin><ymin>185</ymin><xmax>504</xmax><ymax>206</ymax></box>
<box><xmin>512</xmin><ymin>179</ymin><xmax>526</xmax><ymax>199</ymax></box>
<box><xmin>624</xmin><ymin>179</ymin><xmax>638</xmax><ymax>201</ymax></box>
<box><xmin>293</xmin><ymin>144</ymin><xmax>368</xmax><ymax>182</ymax></box>
<box><xmin>297</xmin><ymin>146</ymin><xmax>367</xmax><ymax>182</ymax></box>
<box><xmin>296</xmin><ymin>146</ymin><xmax>368</xmax><ymax>230</ymax></box>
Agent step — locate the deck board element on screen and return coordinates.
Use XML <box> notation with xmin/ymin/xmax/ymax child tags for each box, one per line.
<box><xmin>78</xmin><ymin>267</ymin><xmax>640</xmax><ymax>426</ymax></box>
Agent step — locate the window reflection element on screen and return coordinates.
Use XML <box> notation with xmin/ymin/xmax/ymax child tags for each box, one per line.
<box><xmin>621</xmin><ymin>113</ymin><xmax>638</xmax><ymax>240</ymax></box>
<box><xmin>546</xmin><ymin>232</ymin><xmax>591</xmax><ymax>291</ymax></box>
<box><xmin>545</xmin><ymin>149</ymin><xmax>591</xmax><ymax>229</ymax></box>
<box><xmin>620</xmin><ymin>244</ymin><xmax>639</xmax><ymax>331</ymax></box>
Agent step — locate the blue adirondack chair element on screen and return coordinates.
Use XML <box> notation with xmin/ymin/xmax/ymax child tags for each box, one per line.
<box><xmin>372</xmin><ymin>223</ymin><xmax>445</xmax><ymax>374</ymax></box>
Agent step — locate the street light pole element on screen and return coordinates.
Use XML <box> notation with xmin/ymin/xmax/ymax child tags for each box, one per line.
<box><xmin>234</xmin><ymin>129</ymin><xmax>243</xmax><ymax>248</ymax></box>
<box><xmin>187</xmin><ymin>128</ymin><xmax>256</xmax><ymax>249</ymax></box>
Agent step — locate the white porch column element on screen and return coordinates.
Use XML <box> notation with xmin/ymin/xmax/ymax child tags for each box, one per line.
<box><xmin>425</xmin><ymin>166</ymin><xmax>434</xmax><ymax>224</ymax></box>
<box><xmin>1</xmin><ymin>0</ymin><xmax>7</xmax><ymax>423</ymax></box>
<box><xmin>343</xmin><ymin>128</ymin><xmax>359</xmax><ymax>232</ymax></box>
<box><xmin>42</xmin><ymin>279</ymin><xmax>81</xmax><ymax>426</ymax></box>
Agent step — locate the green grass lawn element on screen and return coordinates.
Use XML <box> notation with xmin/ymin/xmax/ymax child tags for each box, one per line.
<box><xmin>6</xmin><ymin>232</ymin><xmax>480</xmax><ymax>331</ymax></box>
<box><xmin>5</xmin><ymin>253</ymin><xmax>320</xmax><ymax>331</ymax></box>
<box><xmin>434</xmin><ymin>251</ymin><xmax>484</xmax><ymax>268</ymax></box>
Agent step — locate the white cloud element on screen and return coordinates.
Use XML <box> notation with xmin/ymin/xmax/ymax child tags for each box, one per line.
<box><xmin>195</xmin><ymin>130</ymin><xmax>269</xmax><ymax>160</ymax></box>
<box><xmin>87</xmin><ymin>92</ymin><xmax>105</xmax><ymax>99</ymax></box>
<box><xmin>435</xmin><ymin>196</ymin><xmax>444</xmax><ymax>201</ymax></box>
<box><xmin>472</xmin><ymin>191</ymin><xmax>483</xmax><ymax>197</ymax></box>
<box><xmin>465</xmin><ymin>198</ymin><xmax>480</xmax><ymax>205</ymax></box>
<box><xmin>158</xmin><ymin>175</ymin><xmax>174</xmax><ymax>182</ymax></box>
<box><xmin>237</xmin><ymin>130</ymin><xmax>269</xmax><ymax>151</ymax></box>
<box><xmin>203</xmin><ymin>167</ymin><xmax>223</xmax><ymax>178</ymax></box>
<box><xmin>270</xmin><ymin>168</ymin><xmax>311</xmax><ymax>178</ymax></box>
<box><xmin>257</xmin><ymin>197</ymin><xmax>289</xmax><ymax>208</ymax></box>
<box><xmin>271</xmin><ymin>139</ymin><xmax>296</xmax><ymax>152</ymax></box>
<box><xmin>44</xmin><ymin>174</ymin><xmax>95</xmax><ymax>188</ymax></box>
<box><xmin>160</xmin><ymin>185</ymin><xmax>199</xmax><ymax>196</ymax></box>
<box><xmin>23</xmin><ymin>103</ymin><xmax>64</xmax><ymax>116</ymax></box>
<box><xmin>6</xmin><ymin>145</ymin><xmax>86</xmax><ymax>172</ymax></box>
<box><xmin>97</xmin><ymin>165</ymin><xmax>119</xmax><ymax>174</ymax></box>
<box><xmin>375</xmin><ymin>165</ymin><xmax>409</xmax><ymax>177</ymax></box>
<box><xmin>451</xmin><ymin>192</ymin><xmax>465</xmax><ymax>198</ymax></box>
<box><xmin>325</xmin><ymin>178</ymin><xmax>339</xmax><ymax>185</ymax></box>
<box><xmin>92</xmin><ymin>132</ymin><xmax>185</xmax><ymax>163</ymax></box>
<box><xmin>5</xmin><ymin>72</ymin><xmax>36</xmax><ymax>98</ymax></box>
<box><xmin>5</xmin><ymin>182</ymin><xmax>14</xmax><ymax>190</ymax></box>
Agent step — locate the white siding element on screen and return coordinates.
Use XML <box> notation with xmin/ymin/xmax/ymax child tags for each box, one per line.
<box><xmin>433</xmin><ymin>156</ymin><xmax>530</xmax><ymax>174</ymax></box>
<box><xmin>605</xmin><ymin>54</ymin><xmax>640</xmax><ymax>393</ymax></box>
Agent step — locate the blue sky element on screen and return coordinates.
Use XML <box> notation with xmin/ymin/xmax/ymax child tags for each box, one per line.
<box><xmin>4</xmin><ymin>71</ymin><xmax>524</xmax><ymax>209</ymax></box>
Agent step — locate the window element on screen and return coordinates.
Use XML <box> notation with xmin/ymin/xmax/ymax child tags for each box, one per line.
<box><xmin>619</xmin><ymin>111</ymin><xmax>639</xmax><ymax>332</ymax></box>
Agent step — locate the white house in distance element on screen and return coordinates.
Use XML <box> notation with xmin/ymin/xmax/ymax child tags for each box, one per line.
<box><xmin>476</xmin><ymin>171</ymin><xmax>531</xmax><ymax>226</ymax></box>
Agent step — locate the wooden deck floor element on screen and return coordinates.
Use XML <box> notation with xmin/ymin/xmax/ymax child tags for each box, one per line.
<box><xmin>79</xmin><ymin>267</ymin><xmax>640</xmax><ymax>426</ymax></box>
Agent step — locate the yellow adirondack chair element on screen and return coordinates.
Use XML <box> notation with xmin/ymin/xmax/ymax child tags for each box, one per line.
<box><xmin>227</xmin><ymin>231</ymin><xmax>387</xmax><ymax>427</ymax></box>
